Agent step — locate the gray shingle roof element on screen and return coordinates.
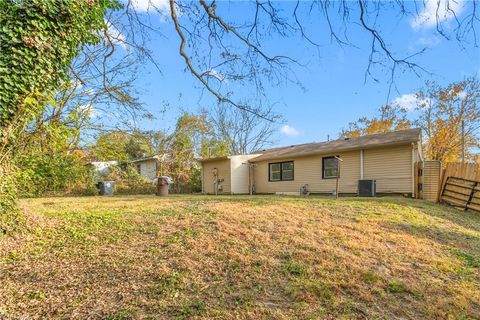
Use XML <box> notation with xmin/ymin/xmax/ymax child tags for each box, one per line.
<box><xmin>249</xmin><ymin>128</ymin><xmax>421</xmax><ymax>162</ymax></box>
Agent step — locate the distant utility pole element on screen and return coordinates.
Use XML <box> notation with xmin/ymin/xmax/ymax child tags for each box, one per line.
<box><xmin>461</xmin><ymin>120</ymin><xmax>465</xmax><ymax>164</ymax></box>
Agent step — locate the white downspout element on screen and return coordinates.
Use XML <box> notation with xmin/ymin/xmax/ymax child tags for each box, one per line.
<box><xmin>360</xmin><ymin>149</ymin><xmax>364</xmax><ymax>180</ymax></box>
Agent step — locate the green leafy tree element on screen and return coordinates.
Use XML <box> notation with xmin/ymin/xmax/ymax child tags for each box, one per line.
<box><xmin>200</xmin><ymin>137</ymin><xmax>229</xmax><ymax>159</ymax></box>
<box><xmin>0</xmin><ymin>0</ymin><xmax>119</xmax><ymax>128</ymax></box>
<box><xmin>125</xmin><ymin>131</ymin><xmax>166</xmax><ymax>160</ymax></box>
<box><xmin>0</xmin><ymin>0</ymin><xmax>118</xmax><ymax>233</ymax></box>
<box><xmin>165</xmin><ymin>112</ymin><xmax>227</xmax><ymax>193</ymax></box>
<box><xmin>91</xmin><ymin>130</ymin><xmax>167</xmax><ymax>161</ymax></box>
<box><xmin>91</xmin><ymin>131</ymin><xmax>130</xmax><ymax>161</ymax></box>
<box><xmin>168</xmin><ymin>113</ymin><xmax>208</xmax><ymax>193</ymax></box>
<box><xmin>13</xmin><ymin>111</ymin><xmax>95</xmax><ymax>196</ymax></box>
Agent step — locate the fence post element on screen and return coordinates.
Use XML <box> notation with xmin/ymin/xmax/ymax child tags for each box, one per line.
<box><xmin>436</xmin><ymin>168</ymin><xmax>446</xmax><ymax>203</ymax></box>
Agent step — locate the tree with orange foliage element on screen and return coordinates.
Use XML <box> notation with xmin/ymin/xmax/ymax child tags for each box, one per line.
<box><xmin>340</xmin><ymin>77</ymin><xmax>479</xmax><ymax>164</ymax></box>
<box><xmin>341</xmin><ymin>104</ymin><xmax>411</xmax><ymax>138</ymax></box>
<box><xmin>415</xmin><ymin>77</ymin><xmax>480</xmax><ymax>163</ymax></box>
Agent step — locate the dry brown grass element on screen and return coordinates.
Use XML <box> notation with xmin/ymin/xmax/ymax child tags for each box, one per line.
<box><xmin>0</xmin><ymin>195</ymin><xmax>479</xmax><ymax>319</ymax></box>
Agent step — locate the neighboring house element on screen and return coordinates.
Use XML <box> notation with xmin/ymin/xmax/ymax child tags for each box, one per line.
<box><xmin>89</xmin><ymin>161</ymin><xmax>118</xmax><ymax>181</ymax></box>
<box><xmin>200</xmin><ymin>128</ymin><xmax>423</xmax><ymax>196</ymax></box>
<box><xmin>131</xmin><ymin>154</ymin><xmax>170</xmax><ymax>181</ymax></box>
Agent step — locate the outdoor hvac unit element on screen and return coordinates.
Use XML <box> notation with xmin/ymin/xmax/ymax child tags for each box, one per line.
<box><xmin>358</xmin><ymin>180</ymin><xmax>376</xmax><ymax>197</ymax></box>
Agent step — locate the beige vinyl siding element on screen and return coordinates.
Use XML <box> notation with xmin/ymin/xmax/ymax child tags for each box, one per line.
<box><xmin>253</xmin><ymin>151</ymin><xmax>360</xmax><ymax>194</ymax></box>
<box><xmin>202</xmin><ymin>159</ymin><xmax>231</xmax><ymax>194</ymax></box>
<box><xmin>230</xmin><ymin>155</ymin><xmax>260</xmax><ymax>194</ymax></box>
<box><xmin>363</xmin><ymin>144</ymin><xmax>413</xmax><ymax>193</ymax></box>
<box><xmin>422</xmin><ymin>160</ymin><xmax>441</xmax><ymax>201</ymax></box>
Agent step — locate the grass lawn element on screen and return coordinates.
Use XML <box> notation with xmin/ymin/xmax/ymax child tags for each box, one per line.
<box><xmin>1</xmin><ymin>195</ymin><xmax>479</xmax><ymax>319</ymax></box>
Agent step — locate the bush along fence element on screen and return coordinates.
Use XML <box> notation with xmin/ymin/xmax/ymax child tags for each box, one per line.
<box><xmin>438</xmin><ymin>163</ymin><xmax>480</xmax><ymax>213</ymax></box>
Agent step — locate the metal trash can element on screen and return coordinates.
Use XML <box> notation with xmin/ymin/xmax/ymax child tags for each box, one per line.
<box><xmin>156</xmin><ymin>176</ymin><xmax>171</xmax><ymax>196</ymax></box>
<box><xmin>97</xmin><ymin>181</ymin><xmax>115</xmax><ymax>196</ymax></box>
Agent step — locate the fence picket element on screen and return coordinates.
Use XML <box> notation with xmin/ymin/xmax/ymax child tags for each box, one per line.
<box><xmin>439</xmin><ymin>163</ymin><xmax>480</xmax><ymax>213</ymax></box>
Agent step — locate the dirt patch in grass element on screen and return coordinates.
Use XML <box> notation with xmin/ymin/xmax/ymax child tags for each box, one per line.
<box><xmin>0</xmin><ymin>195</ymin><xmax>479</xmax><ymax>319</ymax></box>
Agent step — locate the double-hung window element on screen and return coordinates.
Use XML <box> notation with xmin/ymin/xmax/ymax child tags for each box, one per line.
<box><xmin>269</xmin><ymin>161</ymin><xmax>294</xmax><ymax>181</ymax></box>
<box><xmin>322</xmin><ymin>156</ymin><xmax>339</xmax><ymax>179</ymax></box>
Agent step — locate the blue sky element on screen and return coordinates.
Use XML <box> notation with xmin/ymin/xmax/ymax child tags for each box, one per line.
<box><xmin>115</xmin><ymin>0</ymin><xmax>479</xmax><ymax>148</ymax></box>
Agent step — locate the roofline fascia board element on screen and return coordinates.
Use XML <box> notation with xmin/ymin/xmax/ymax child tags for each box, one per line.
<box><xmin>131</xmin><ymin>156</ymin><xmax>161</xmax><ymax>163</ymax></box>
<box><xmin>248</xmin><ymin>140</ymin><xmax>417</xmax><ymax>163</ymax></box>
<box><xmin>199</xmin><ymin>154</ymin><xmax>263</xmax><ymax>163</ymax></box>
<box><xmin>199</xmin><ymin>156</ymin><xmax>231</xmax><ymax>163</ymax></box>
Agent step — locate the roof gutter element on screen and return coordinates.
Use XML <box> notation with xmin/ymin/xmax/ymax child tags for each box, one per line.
<box><xmin>199</xmin><ymin>156</ymin><xmax>230</xmax><ymax>163</ymax></box>
<box><xmin>248</xmin><ymin>140</ymin><xmax>418</xmax><ymax>163</ymax></box>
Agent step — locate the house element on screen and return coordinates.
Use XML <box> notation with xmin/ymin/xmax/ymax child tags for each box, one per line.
<box><xmin>200</xmin><ymin>128</ymin><xmax>423</xmax><ymax>196</ymax></box>
<box><xmin>131</xmin><ymin>154</ymin><xmax>170</xmax><ymax>181</ymax></box>
<box><xmin>201</xmin><ymin>155</ymin><xmax>260</xmax><ymax>194</ymax></box>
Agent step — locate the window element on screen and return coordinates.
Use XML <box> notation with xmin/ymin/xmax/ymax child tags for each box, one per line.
<box><xmin>269</xmin><ymin>163</ymin><xmax>281</xmax><ymax>181</ymax></box>
<box><xmin>282</xmin><ymin>162</ymin><xmax>294</xmax><ymax>180</ymax></box>
<box><xmin>269</xmin><ymin>161</ymin><xmax>294</xmax><ymax>181</ymax></box>
<box><xmin>136</xmin><ymin>164</ymin><xmax>141</xmax><ymax>174</ymax></box>
<box><xmin>322</xmin><ymin>156</ymin><xmax>338</xmax><ymax>179</ymax></box>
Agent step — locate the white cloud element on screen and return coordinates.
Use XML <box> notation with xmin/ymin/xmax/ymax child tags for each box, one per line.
<box><xmin>416</xmin><ymin>35</ymin><xmax>441</xmax><ymax>47</ymax></box>
<box><xmin>411</xmin><ymin>0</ymin><xmax>465</xmax><ymax>30</ymax></box>
<box><xmin>393</xmin><ymin>93</ymin><xmax>430</xmax><ymax>111</ymax></box>
<box><xmin>84</xmin><ymin>89</ymin><xmax>96</xmax><ymax>96</ymax></box>
<box><xmin>79</xmin><ymin>104</ymin><xmax>100</xmax><ymax>119</ymax></box>
<box><xmin>127</xmin><ymin>0</ymin><xmax>170</xmax><ymax>14</ymax></box>
<box><xmin>205</xmin><ymin>69</ymin><xmax>225</xmax><ymax>82</ymax></box>
<box><xmin>280</xmin><ymin>125</ymin><xmax>300</xmax><ymax>136</ymax></box>
<box><xmin>70</xmin><ymin>79</ymin><xmax>83</xmax><ymax>89</ymax></box>
<box><xmin>105</xmin><ymin>21</ymin><xmax>127</xmax><ymax>49</ymax></box>
<box><xmin>393</xmin><ymin>94</ymin><xmax>419</xmax><ymax>111</ymax></box>
<box><xmin>457</xmin><ymin>90</ymin><xmax>467</xmax><ymax>99</ymax></box>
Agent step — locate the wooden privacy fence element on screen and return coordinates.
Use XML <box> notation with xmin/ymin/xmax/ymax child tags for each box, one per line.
<box><xmin>438</xmin><ymin>163</ymin><xmax>480</xmax><ymax>213</ymax></box>
<box><xmin>440</xmin><ymin>176</ymin><xmax>480</xmax><ymax>212</ymax></box>
<box><xmin>415</xmin><ymin>160</ymin><xmax>441</xmax><ymax>201</ymax></box>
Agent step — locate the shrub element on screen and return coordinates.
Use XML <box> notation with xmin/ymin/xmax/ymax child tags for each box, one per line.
<box><xmin>0</xmin><ymin>162</ymin><xmax>22</xmax><ymax>234</ymax></box>
<box><xmin>15</xmin><ymin>152</ymin><xmax>96</xmax><ymax>197</ymax></box>
<box><xmin>104</xmin><ymin>164</ymin><xmax>156</xmax><ymax>195</ymax></box>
